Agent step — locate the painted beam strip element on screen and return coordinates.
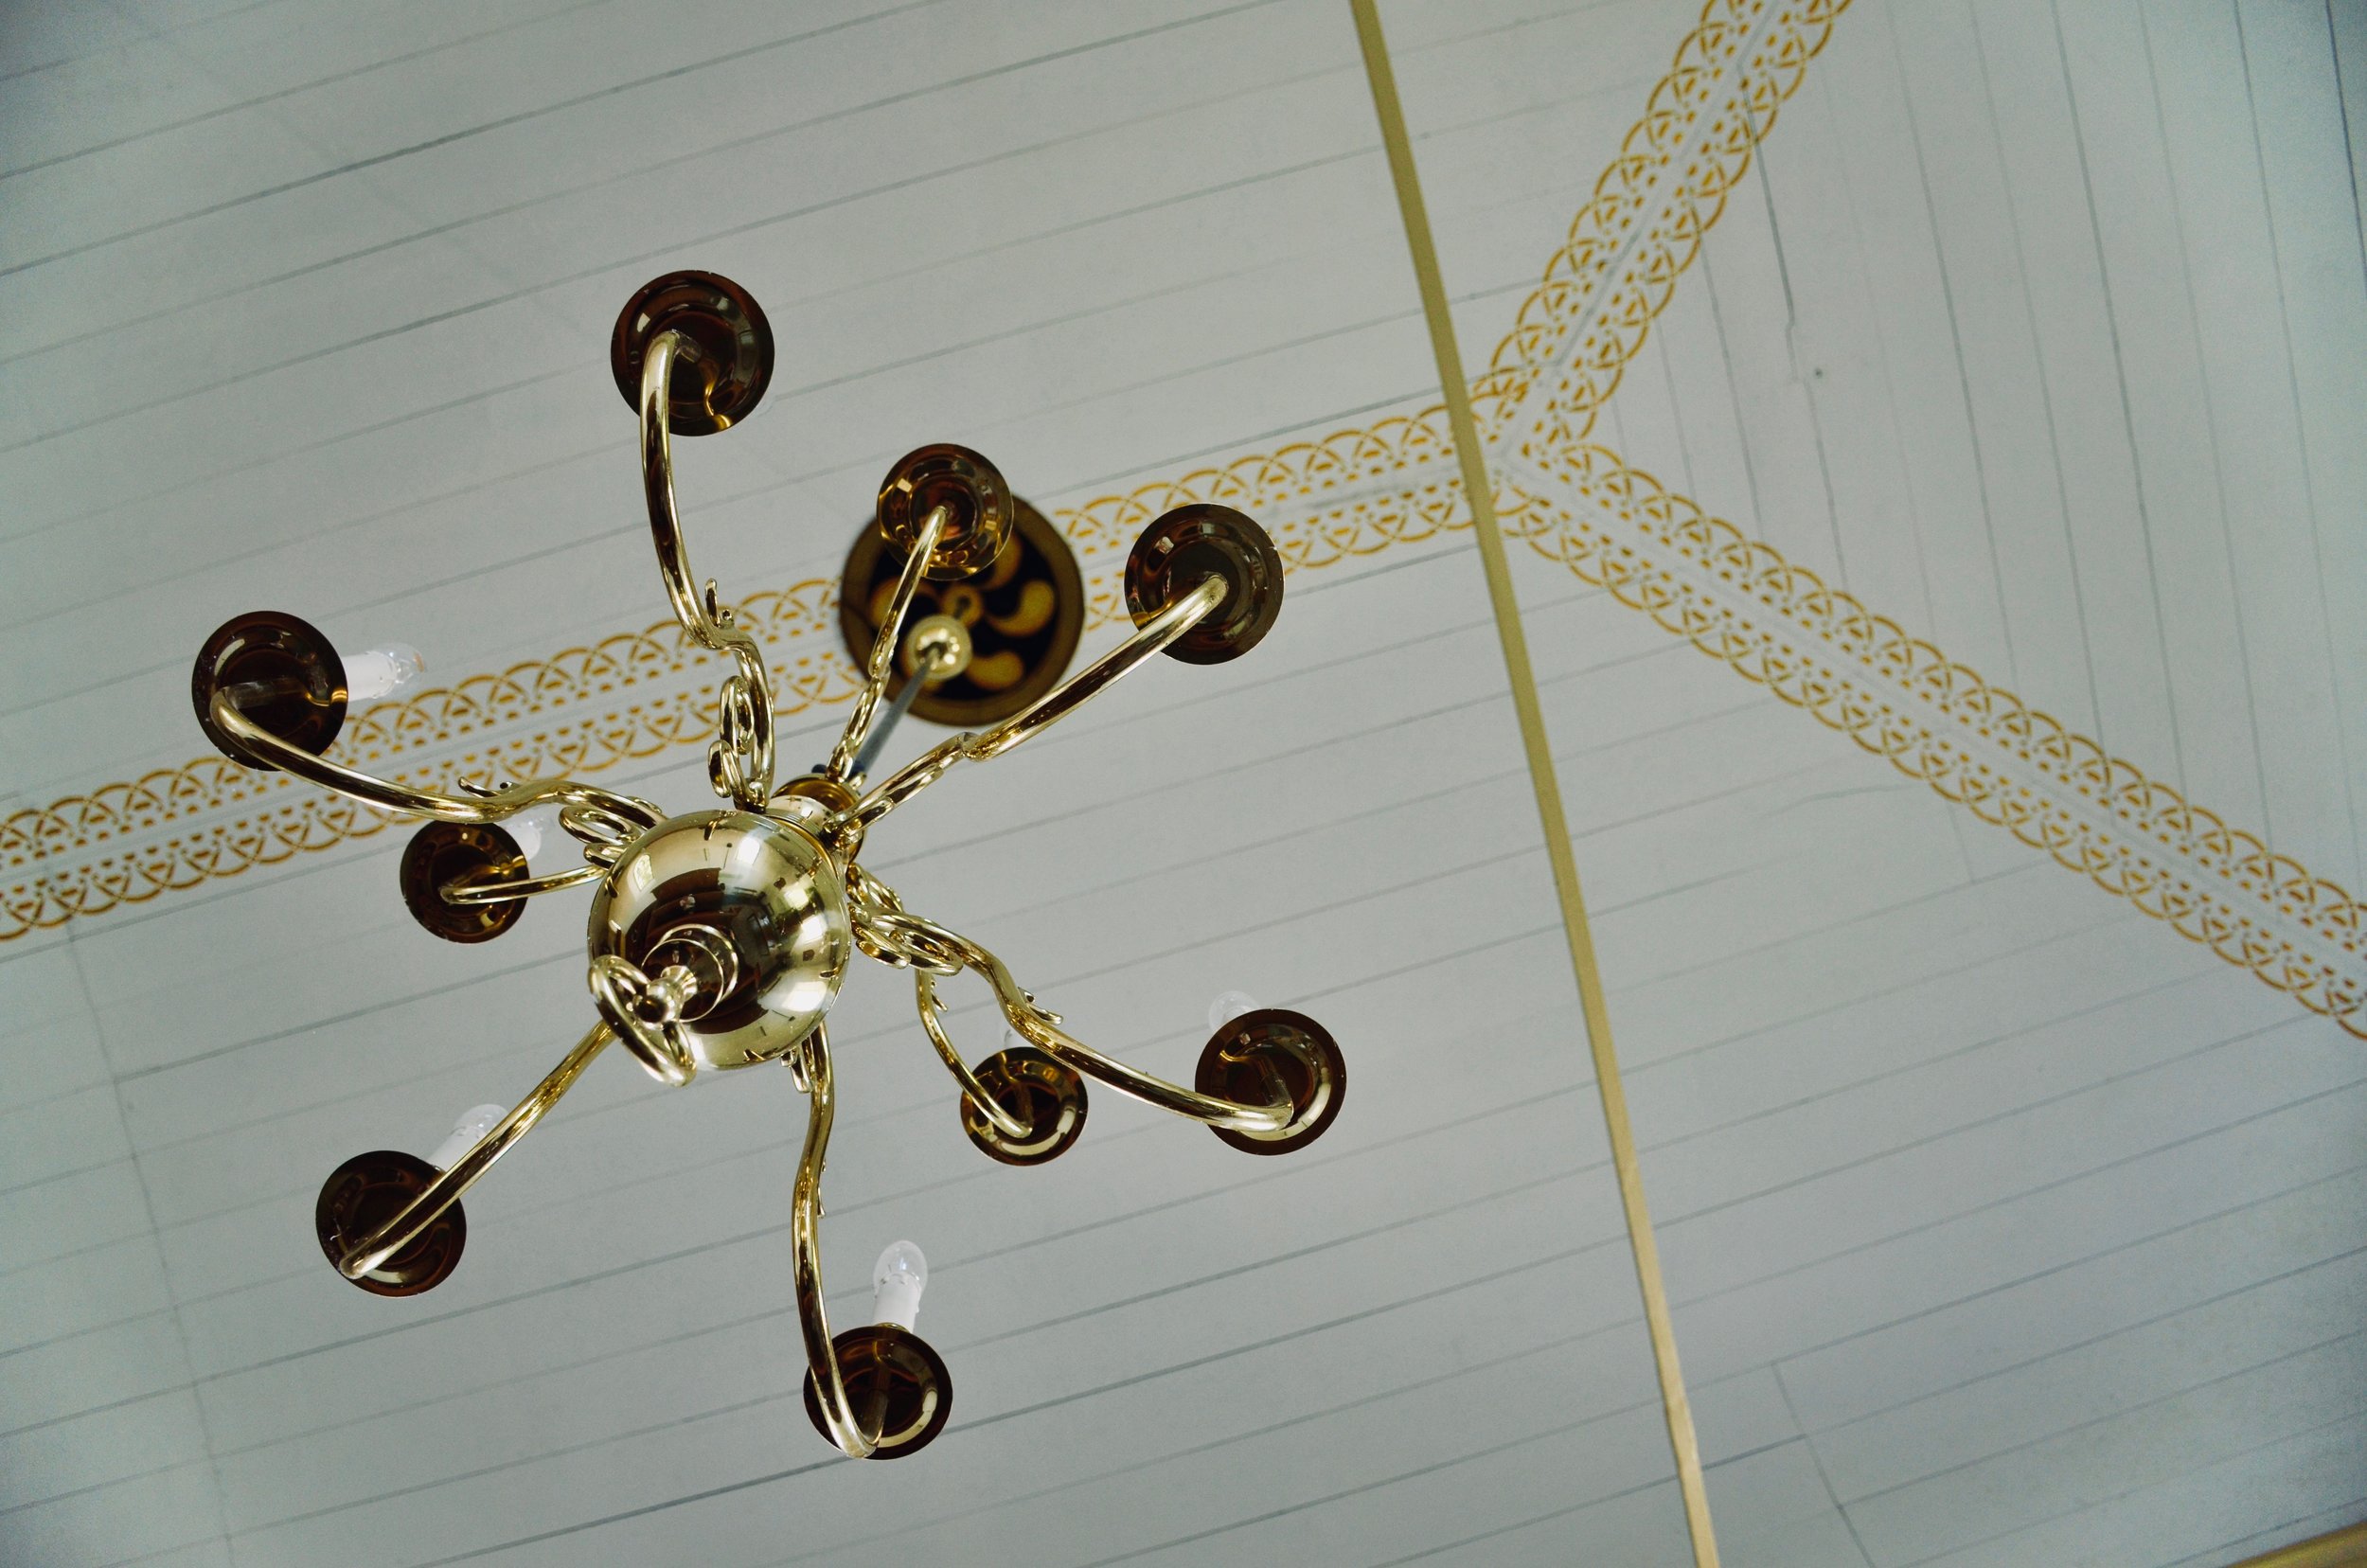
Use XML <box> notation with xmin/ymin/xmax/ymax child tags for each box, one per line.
<box><xmin>1349</xmin><ymin>3</ymin><xmax>1720</xmax><ymax>1563</ymax></box>
<box><xmin>2235</xmin><ymin>1521</ymin><xmax>2367</xmax><ymax>1567</ymax></box>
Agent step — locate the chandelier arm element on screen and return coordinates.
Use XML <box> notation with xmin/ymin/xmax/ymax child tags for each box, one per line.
<box><xmin>913</xmin><ymin>970</ymin><xmax>1033</xmax><ymax>1140</ymax></box>
<box><xmin>789</xmin><ymin>1025</ymin><xmax>878</xmax><ymax>1458</ymax></box>
<box><xmin>336</xmin><ymin>1021</ymin><xmax>614</xmax><ymax>1281</ymax></box>
<box><xmin>965</xmin><ymin>573</ymin><xmax>1227</xmax><ymax>764</ymax></box>
<box><xmin>439</xmin><ymin>862</ymin><xmax>606</xmax><ymax>907</ymax></box>
<box><xmin>826</xmin><ymin>503</ymin><xmax>949</xmax><ymax>783</ymax></box>
<box><xmin>639</xmin><ymin>329</ymin><xmax>776</xmax><ymax>807</ymax></box>
<box><xmin>208</xmin><ymin>688</ymin><xmax>666</xmax><ymax>829</ymax></box>
<box><xmin>936</xmin><ymin>933</ymin><xmax>1290</xmax><ymax>1135</ymax></box>
<box><xmin>845</xmin><ymin>573</ymin><xmax>1227</xmax><ymax>835</ymax></box>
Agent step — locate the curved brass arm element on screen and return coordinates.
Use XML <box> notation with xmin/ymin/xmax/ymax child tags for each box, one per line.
<box><xmin>914</xmin><ymin>971</ymin><xmax>1032</xmax><ymax>1140</ymax></box>
<box><xmin>586</xmin><ymin>955</ymin><xmax>700</xmax><ymax>1087</ymax></box>
<box><xmin>441</xmin><ymin>862</ymin><xmax>605</xmax><ymax>906</ymax></box>
<box><xmin>826</xmin><ymin>504</ymin><xmax>948</xmax><ymax>783</ymax></box>
<box><xmin>847</xmin><ymin>890</ymin><xmax>1288</xmax><ymax>1135</ymax></box>
<box><xmin>209</xmin><ymin>688</ymin><xmax>666</xmax><ymax>830</ymax></box>
<box><xmin>970</xmin><ymin>948</ymin><xmax>1288</xmax><ymax>1134</ymax></box>
<box><xmin>640</xmin><ymin>330</ymin><xmax>775</xmax><ymax>807</ymax></box>
<box><xmin>337</xmin><ymin>1022</ymin><xmax>612</xmax><ymax>1280</ymax></box>
<box><xmin>847</xmin><ymin>573</ymin><xmax>1228</xmax><ymax>835</ymax></box>
<box><xmin>788</xmin><ymin>1025</ymin><xmax>876</xmax><ymax>1458</ymax></box>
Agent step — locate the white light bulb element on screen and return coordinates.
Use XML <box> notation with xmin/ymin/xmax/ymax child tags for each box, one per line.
<box><xmin>871</xmin><ymin>1239</ymin><xmax>928</xmax><ymax>1331</ymax></box>
<box><xmin>1208</xmin><ymin>991</ymin><xmax>1260</xmax><ymax>1032</ymax></box>
<box><xmin>505</xmin><ymin>804</ymin><xmax>562</xmax><ymax>864</ymax></box>
<box><xmin>428</xmin><ymin>1103</ymin><xmax>507</xmax><ymax>1169</ymax></box>
<box><xmin>341</xmin><ymin>642</ymin><xmax>426</xmax><ymax>703</ymax></box>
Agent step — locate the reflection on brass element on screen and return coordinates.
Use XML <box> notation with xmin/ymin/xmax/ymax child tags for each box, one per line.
<box><xmin>959</xmin><ymin>1044</ymin><xmax>1088</xmax><ymax>1166</ymax></box>
<box><xmin>207</xmin><ymin>678</ymin><xmax>669</xmax><ymax>832</ymax></box>
<box><xmin>634</xmin><ymin>324</ymin><xmax>776</xmax><ymax>809</ymax></box>
<box><xmin>913</xmin><ymin>969</ymin><xmax>1029</xmax><ymax>1145</ymax></box>
<box><xmin>190</xmin><ymin>610</ymin><xmax>347</xmax><ymax>768</ymax></box>
<box><xmin>205</xmin><ymin>270</ymin><xmax>1342</xmax><ymax>1460</ymax></box>
<box><xmin>845</xmin><ymin>615</ymin><xmax>973</xmax><ymax>784</ymax></box>
<box><xmin>400</xmin><ymin>821</ymin><xmax>529</xmax><ymax>943</ymax></box>
<box><xmin>1194</xmin><ymin>1009</ymin><xmax>1345</xmax><ymax>1156</ymax></box>
<box><xmin>440</xmin><ymin>863</ymin><xmax>605</xmax><ymax>906</ymax></box>
<box><xmin>841</xmin><ymin>495</ymin><xmax>1084</xmax><ymax>727</ymax></box>
<box><xmin>585</xmin><ymin>810</ymin><xmax>851</xmax><ymax>1077</ymax></box>
<box><xmin>876</xmin><ymin>442</ymin><xmax>1014</xmax><ymax>580</ymax></box>
<box><xmin>801</xmin><ymin>1323</ymin><xmax>952</xmax><ymax>1460</ymax></box>
<box><xmin>1124</xmin><ymin>504</ymin><xmax>1285</xmax><ymax>666</ymax></box>
<box><xmin>902</xmin><ymin>615</ymin><xmax>972</xmax><ymax>683</ymax></box>
<box><xmin>329</xmin><ymin>1022</ymin><xmax>611</xmax><ymax>1288</ymax></box>
<box><xmin>609</xmin><ymin>271</ymin><xmax>773</xmax><ymax>436</ymax></box>
<box><xmin>787</xmin><ymin>1023</ymin><xmax>877</xmax><ymax>1456</ymax></box>
<box><xmin>314</xmin><ymin>1149</ymin><xmax>466</xmax><ymax>1296</ymax></box>
<box><xmin>845</xmin><ymin>574</ymin><xmax>1230</xmax><ymax>840</ymax></box>
<box><xmin>773</xmin><ymin>772</ymin><xmax>859</xmax><ymax>818</ymax></box>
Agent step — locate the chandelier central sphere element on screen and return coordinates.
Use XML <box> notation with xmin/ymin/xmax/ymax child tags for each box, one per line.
<box><xmin>190</xmin><ymin>269</ymin><xmax>1345</xmax><ymax>1462</ymax></box>
<box><xmin>585</xmin><ymin>810</ymin><xmax>853</xmax><ymax>1076</ymax></box>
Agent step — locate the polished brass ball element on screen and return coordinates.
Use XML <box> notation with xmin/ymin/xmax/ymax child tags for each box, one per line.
<box><xmin>586</xmin><ymin>811</ymin><xmax>852</xmax><ymax>1071</ymax></box>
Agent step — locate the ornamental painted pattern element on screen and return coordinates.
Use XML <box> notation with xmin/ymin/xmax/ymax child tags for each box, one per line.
<box><xmin>12</xmin><ymin>0</ymin><xmax>2364</xmax><ymax>1051</ymax></box>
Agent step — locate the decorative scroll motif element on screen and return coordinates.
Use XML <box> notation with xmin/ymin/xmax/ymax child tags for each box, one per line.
<box><xmin>1496</xmin><ymin>448</ymin><xmax>2367</xmax><ymax>1037</ymax></box>
<box><xmin>0</xmin><ymin>0</ymin><xmax>1899</xmax><ymax>941</ymax></box>
<box><xmin>1</xmin><ymin>584</ymin><xmax>859</xmax><ymax>935</ymax></box>
<box><xmin>1482</xmin><ymin>0</ymin><xmax>1847</xmax><ymax>456</ymax></box>
<box><xmin>14</xmin><ymin>0</ymin><xmax>2364</xmax><ymax>1045</ymax></box>
<box><xmin>1059</xmin><ymin>411</ymin><xmax>1466</xmax><ymax>628</ymax></box>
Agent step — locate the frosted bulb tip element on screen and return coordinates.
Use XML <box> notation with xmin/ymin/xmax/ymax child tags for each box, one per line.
<box><xmin>1208</xmin><ymin>990</ymin><xmax>1260</xmax><ymax>1032</ymax></box>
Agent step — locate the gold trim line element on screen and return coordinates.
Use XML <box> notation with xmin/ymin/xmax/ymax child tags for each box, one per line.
<box><xmin>2234</xmin><ymin>1522</ymin><xmax>2367</xmax><ymax>1568</ymax></box>
<box><xmin>14</xmin><ymin>0</ymin><xmax>2360</xmax><ymax>1076</ymax></box>
<box><xmin>1349</xmin><ymin>3</ymin><xmax>1720</xmax><ymax>1562</ymax></box>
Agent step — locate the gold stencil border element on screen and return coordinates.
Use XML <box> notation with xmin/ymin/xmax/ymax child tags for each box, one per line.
<box><xmin>1504</xmin><ymin>451</ymin><xmax>2367</xmax><ymax>1036</ymax></box>
<box><xmin>0</xmin><ymin>415</ymin><xmax>1469</xmax><ymax>940</ymax></box>
<box><xmin>1</xmin><ymin>582</ymin><xmax>860</xmax><ymax>935</ymax></box>
<box><xmin>12</xmin><ymin>0</ymin><xmax>2365</xmax><ymax>1047</ymax></box>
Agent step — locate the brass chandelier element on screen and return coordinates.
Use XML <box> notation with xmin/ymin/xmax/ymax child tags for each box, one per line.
<box><xmin>188</xmin><ymin>271</ymin><xmax>1346</xmax><ymax>1460</ymax></box>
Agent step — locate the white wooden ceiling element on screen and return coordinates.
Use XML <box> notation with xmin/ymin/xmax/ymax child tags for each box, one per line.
<box><xmin>3</xmin><ymin>1</ymin><xmax>2362</xmax><ymax>1565</ymax></box>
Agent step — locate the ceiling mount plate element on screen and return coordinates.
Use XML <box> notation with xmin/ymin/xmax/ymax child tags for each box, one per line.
<box><xmin>839</xmin><ymin>496</ymin><xmax>1084</xmax><ymax>727</ymax></box>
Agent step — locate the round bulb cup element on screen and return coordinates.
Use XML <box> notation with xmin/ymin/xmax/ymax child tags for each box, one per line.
<box><xmin>871</xmin><ymin>1239</ymin><xmax>928</xmax><ymax>1330</ymax></box>
<box><xmin>429</xmin><ymin>1104</ymin><xmax>507</xmax><ymax>1170</ymax></box>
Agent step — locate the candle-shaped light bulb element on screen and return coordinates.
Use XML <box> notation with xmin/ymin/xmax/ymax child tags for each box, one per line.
<box><xmin>428</xmin><ymin>1104</ymin><xmax>507</xmax><ymax>1169</ymax></box>
<box><xmin>871</xmin><ymin>1239</ymin><xmax>928</xmax><ymax>1330</ymax></box>
<box><xmin>1208</xmin><ymin>991</ymin><xmax>1260</xmax><ymax>1032</ymax></box>
<box><xmin>505</xmin><ymin>804</ymin><xmax>563</xmax><ymax>864</ymax></box>
<box><xmin>341</xmin><ymin>642</ymin><xmax>425</xmax><ymax>703</ymax></box>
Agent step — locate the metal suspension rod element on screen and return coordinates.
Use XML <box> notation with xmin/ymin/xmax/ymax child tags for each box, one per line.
<box><xmin>849</xmin><ymin>653</ymin><xmax>934</xmax><ymax>781</ymax></box>
<box><xmin>828</xmin><ymin>505</ymin><xmax>949</xmax><ymax>783</ymax></box>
